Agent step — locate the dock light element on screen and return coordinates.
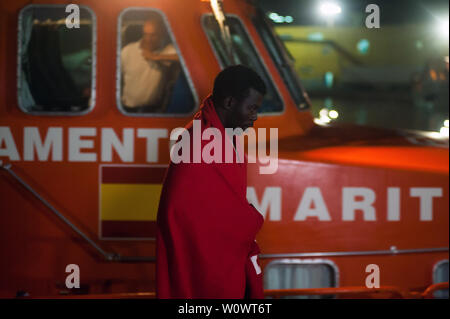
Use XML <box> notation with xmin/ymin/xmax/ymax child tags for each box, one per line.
<box><xmin>315</xmin><ymin>108</ymin><xmax>332</xmax><ymax>125</ymax></box>
<box><xmin>437</xmin><ymin>17</ymin><xmax>449</xmax><ymax>38</ymax></box>
<box><xmin>329</xmin><ymin>110</ymin><xmax>339</xmax><ymax>119</ymax></box>
<box><xmin>319</xmin><ymin>108</ymin><xmax>329</xmax><ymax>118</ymax></box>
<box><xmin>268</xmin><ymin>12</ymin><xmax>292</xmax><ymax>24</ymax></box>
<box><xmin>268</xmin><ymin>12</ymin><xmax>283</xmax><ymax>23</ymax></box>
<box><xmin>319</xmin><ymin>2</ymin><xmax>342</xmax><ymax>17</ymax></box>
<box><xmin>314</xmin><ymin>117</ymin><xmax>331</xmax><ymax>125</ymax></box>
<box><xmin>316</xmin><ymin>107</ymin><xmax>339</xmax><ymax>125</ymax></box>
<box><xmin>439</xmin><ymin>119</ymin><xmax>449</xmax><ymax>137</ymax></box>
<box><xmin>268</xmin><ymin>12</ymin><xmax>279</xmax><ymax>21</ymax></box>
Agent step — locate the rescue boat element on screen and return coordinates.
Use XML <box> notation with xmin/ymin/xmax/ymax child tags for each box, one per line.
<box><xmin>0</xmin><ymin>0</ymin><xmax>448</xmax><ymax>298</ymax></box>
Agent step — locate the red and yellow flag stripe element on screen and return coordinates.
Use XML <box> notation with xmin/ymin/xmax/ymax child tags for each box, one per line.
<box><xmin>100</xmin><ymin>165</ymin><xmax>167</xmax><ymax>239</ymax></box>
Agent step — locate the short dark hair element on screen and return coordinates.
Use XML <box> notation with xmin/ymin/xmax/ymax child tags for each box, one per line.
<box><xmin>144</xmin><ymin>11</ymin><xmax>163</xmax><ymax>25</ymax></box>
<box><xmin>212</xmin><ymin>65</ymin><xmax>266</xmax><ymax>106</ymax></box>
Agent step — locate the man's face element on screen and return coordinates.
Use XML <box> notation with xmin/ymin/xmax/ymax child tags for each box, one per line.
<box><xmin>141</xmin><ymin>20</ymin><xmax>161</xmax><ymax>51</ymax></box>
<box><xmin>230</xmin><ymin>88</ymin><xmax>263</xmax><ymax>132</ymax></box>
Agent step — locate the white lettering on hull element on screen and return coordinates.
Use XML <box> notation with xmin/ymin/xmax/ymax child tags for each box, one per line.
<box><xmin>247</xmin><ymin>186</ymin><xmax>443</xmax><ymax>222</ymax></box>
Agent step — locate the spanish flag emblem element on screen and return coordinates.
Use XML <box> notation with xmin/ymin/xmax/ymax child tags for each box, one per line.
<box><xmin>99</xmin><ymin>165</ymin><xmax>167</xmax><ymax>239</ymax></box>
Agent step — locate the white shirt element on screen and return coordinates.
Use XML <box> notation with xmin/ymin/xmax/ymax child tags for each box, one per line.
<box><xmin>121</xmin><ymin>41</ymin><xmax>176</xmax><ymax>108</ymax></box>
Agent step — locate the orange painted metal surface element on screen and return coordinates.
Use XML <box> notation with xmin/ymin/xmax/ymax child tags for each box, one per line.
<box><xmin>0</xmin><ymin>0</ymin><xmax>448</xmax><ymax>299</ymax></box>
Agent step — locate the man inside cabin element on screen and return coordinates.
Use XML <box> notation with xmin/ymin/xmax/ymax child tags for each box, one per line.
<box><xmin>121</xmin><ymin>13</ymin><xmax>179</xmax><ymax>113</ymax></box>
<box><xmin>156</xmin><ymin>65</ymin><xmax>266</xmax><ymax>299</ymax></box>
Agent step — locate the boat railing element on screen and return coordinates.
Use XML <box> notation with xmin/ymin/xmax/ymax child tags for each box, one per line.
<box><xmin>17</xmin><ymin>282</ymin><xmax>449</xmax><ymax>299</ymax></box>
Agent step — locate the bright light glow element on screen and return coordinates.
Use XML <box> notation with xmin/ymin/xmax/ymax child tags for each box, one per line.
<box><xmin>268</xmin><ymin>12</ymin><xmax>289</xmax><ymax>24</ymax></box>
<box><xmin>313</xmin><ymin>118</ymin><xmax>322</xmax><ymax>125</ymax></box>
<box><xmin>269</xmin><ymin>12</ymin><xmax>279</xmax><ymax>20</ymax></box>
<box><xmin>444</xmin><ymin>119</ymin><xmax>449</xmax><ymax>127</ymax></box>
<box><xmin>429</xmin><ymin>132</ymin><xmax>443</xmax><ymax>139</ymax></box>
<box><xmin>324</xmin><ymin>72</ymin><xmax>334</xmax><ymax>88</ymax></box>
<box><xmin>316</xmin><ymin>108</ymin><xmax>333</xmax><ymax>125</ymax></box>
<box><xmin>357</xmin><ymin>39</ymin><xmax>370</xmax><ymax>55</ymax></box>
<box><xmin>321</xmin><ymin>116</ymin><xmax>331</xmax><ymax>123</ymax></box>
<box><xmin>314</xmin><ymin>116</ymin><xmax>331</xmax><ymax>125</ymax></box>
<box><xmin>319</xmin><ymin>108</ymin><xmax>329</xmax><ymax>118</ymax></box>
<box><xmin>319</xmin><ymin>2</ymin><xmax>342</xmax><ymax>17</ymax></box>
<box><xmin>329</xmin><ymin>110</ymin><xmax>339</xmax><ymax>119</ymax></box>
<box><xmin>440</xmin><ymin>126</ymin><xmax>449</xmax><ymax>137</ymax></box>
<box><xmin>437</xmin><ymin>18</ymin><xmax>449</xmax><ymax>38</ymax></box>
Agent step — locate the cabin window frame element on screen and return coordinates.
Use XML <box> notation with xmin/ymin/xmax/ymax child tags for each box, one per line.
<box><xmin>17</xmin><ymin>4</ymin><xmax>97</xmax><ymax>116</ymax></box>
<box><xmin>432</xmin><ymin>259</ymin><xmax>449</xmax><ymax>299</ymax></box>
<box><xmin>264</xmin><ymin>258</ymin><xmax>339</xmax><ymax>299</ymax></box>
<box><xmin>251</xmin><ymin>9</ymin><xmax>310</xmax><ymax>111</ymax></box>
<box><xmin>116</xmin><ymin>7</ymin><xmax>198</xmax><ymax>118</ymax></box>
<box><xmin>201</xmin><ymin>13</ymin><xmax>285</xmax><ymax>116</ymax></box>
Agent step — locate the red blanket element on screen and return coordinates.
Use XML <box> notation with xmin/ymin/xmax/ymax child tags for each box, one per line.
<box><xmin>156</xmin><ymin>95</ymin><xmax>264</xmax><ymax>299</ymax></box>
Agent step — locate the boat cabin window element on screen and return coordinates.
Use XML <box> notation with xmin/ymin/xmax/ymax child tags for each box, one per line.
<box><xmin>264</xmin><ymin>259</ymin><xmax>338</xmax><ymax>299</ymax></box>
<box><xmin>433</xmin><ymin>260</ymin><xmax>449</xmax><ymax>299</ymax></box>
<box><xmin>252</xmin><ymin>9</ymin><xmax>310</xmax><ymax>110</ymax></box>
<box><xmin>18</xmin><ymin>5</ymin><xmax>95</xmax><ymax>115</ymax></box>
<box><xmin>117</xmin><ymin>9</ymin><xmax>196</xmax><ymax>116</ymax></box>
<box><xmin>202</xmin><ymin>14</ymin><xmax>283</xmax><ymax>114</ymax></box>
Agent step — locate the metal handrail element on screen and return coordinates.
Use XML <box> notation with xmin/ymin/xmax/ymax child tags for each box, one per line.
<box><xmin>260</xmin><ymin>246</ymin><xmax>449</xmax><ymax>259</ymax></box>
<box><xmin>0</xmin><ymin>161</ymin><xmax>155</xmax><ymax>262</ymax></box>
<box><xmin>421</xmin><ymin>282</ymin><xmax>449</xmax><ymax>299</ymax></box>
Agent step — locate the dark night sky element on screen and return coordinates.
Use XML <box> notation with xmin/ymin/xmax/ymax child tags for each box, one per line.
<box><xmin>257</xmin><ymin>0</ymin><xmax>449</xmax><ymax>26</ymax></box>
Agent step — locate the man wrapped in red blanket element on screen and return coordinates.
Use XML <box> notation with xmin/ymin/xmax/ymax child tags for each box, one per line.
<box><xmin>156</xmin><ymin>65</ymin><xmax>267</xmax><ymax>298</ymax></box>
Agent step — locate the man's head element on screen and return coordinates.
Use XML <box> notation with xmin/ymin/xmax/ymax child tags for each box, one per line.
<box><xmin>212</xmin><ymin>65</ymin><xmax>266</xmax><ymax>132</ymax></box>
<box><xmin>141</xmin><ymin>16</ymin><xmax>164</xmax><ymax>51</ymax></box>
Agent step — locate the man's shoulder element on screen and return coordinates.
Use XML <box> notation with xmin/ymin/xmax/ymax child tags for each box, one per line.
<box><xmin>121</xmin><ymin>41</ymin><xmax>140</xmax><ymax>56</ymax></box>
